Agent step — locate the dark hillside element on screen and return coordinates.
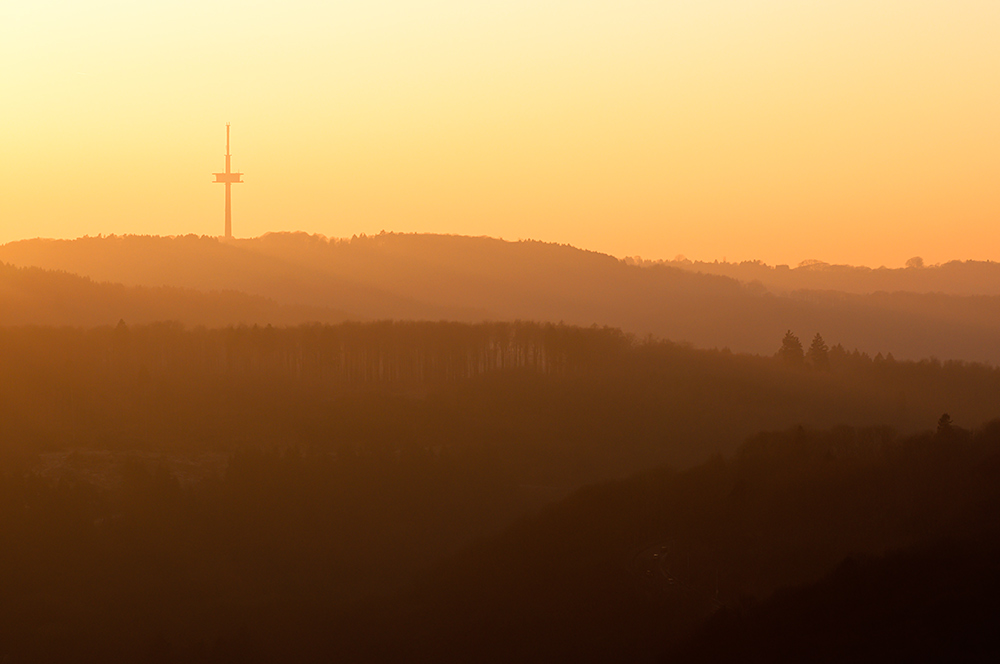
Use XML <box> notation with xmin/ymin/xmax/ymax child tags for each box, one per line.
<box><xmin>338</xmin><ymin>422</ymin><xmax>1000</xmax><ymax>663</ymax></box>
<box><xmin>5</xmin><ymin>420</ymin><xmax>995</xmax><ymax>662</ymax></box>
<box><xmin>2</xmin><ymin>317</ymin><xmax>999</xmax><ymax>661</ymax></box>
<box><xmin>668</xmin><ymin>538</ymin><xmax>1000</xmax><ymax>663</ymax></box>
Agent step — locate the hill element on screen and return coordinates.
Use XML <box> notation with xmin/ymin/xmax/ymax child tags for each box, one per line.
<box><xmin>337</xmin><ymin>421</ymin><xmax>1000</xmax><ymax>663</ymax></box>
<box><xmin>4</xmin><ymin>233</ymin><xmax>1000</xmax><ymax>362</ymax></box>
<box><xmin>5</xmin><ymin>419</ymin><xmax>998</xmax><ymax>662</ymax></box>
<box><xmin>0</xmin><ymin>235</ymin><xmax>474</xmax><ymax>322</ymax></box>
<box><xmin>668</xmin><ymin>539</ymin><xmax>1000</xmax><ymax>663</ymax></box>
<box><xmin>648</xmin><ymin>255</ymin><xmax>1000</xmax><ymax>296</ymax></box>
<box><xmin>4</xmin><ymin>320</ymin><xmax>1000</xmax><ymax>471</ymax></box>
<box><xmin>2</xmin><ymin>318</ymin><xmax>999</xmax><ymax>661</ymax></box>
<box><xmin>0</xmin><ymin>261</ymin><xmax>347</xmax><ymax>327</ymax></box>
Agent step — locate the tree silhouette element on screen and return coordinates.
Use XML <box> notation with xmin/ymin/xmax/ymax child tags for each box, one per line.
<box><xmin>777</xmin><ymin>330</ymin><xmax>804</xmax><ymax>366</ymax></box>
<box><xmin>806</xmin><ymin>333</ymin><xmax>829</xmax><ymax>370</ymax></box>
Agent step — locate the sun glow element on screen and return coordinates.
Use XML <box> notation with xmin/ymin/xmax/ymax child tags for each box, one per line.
<box><xmin>2</xmin><ymin>1</ymin><xmax>998</xmax><ymax>266</ymax></box>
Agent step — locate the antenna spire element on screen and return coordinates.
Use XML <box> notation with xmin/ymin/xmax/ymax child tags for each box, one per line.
<box><xmin>213</xmin><ymin>124</ymin><xmax>243</xmax><ymax>240</ymax></box>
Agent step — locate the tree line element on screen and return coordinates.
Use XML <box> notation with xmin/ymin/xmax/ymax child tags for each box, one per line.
<box><xmin>776</xmin><ymin>329</ymin><xmax>902</xmax><ymax>370</ymax></box>
<box><xmin>3</xmin><ymin>321</ymin><xmax>1000</xmax><ymax>476</ymax></box>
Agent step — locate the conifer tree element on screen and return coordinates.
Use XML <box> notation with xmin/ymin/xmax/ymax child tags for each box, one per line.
<box><xmin>777</xmin><ymin>330</ymin><xmax>804</xmax><ymax>366</ymax></box>
<box><xmin>807</xmin><ymin>333</ymin><xmax>829</xmax><ymax>370</ymax></box>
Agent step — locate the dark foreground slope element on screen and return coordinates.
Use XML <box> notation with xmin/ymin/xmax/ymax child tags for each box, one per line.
<box><xmin>669</xmin><ymin>540</ymin><xmax>1000</xmax><ymax>664</ymax></box>
<box><xmin>337</xmin><ymin>423</ymin><xmax>1000</xmax><ymax>664</ymax></box>
<box><xmin>3</xmin><ymin>422</ymin><xmax>998</xmax><ymax>663</ymax></box>
<box><xmin>5</xmin><ymin>233</ymin><xmax>1000</xmax><ymax>362</ymax></box>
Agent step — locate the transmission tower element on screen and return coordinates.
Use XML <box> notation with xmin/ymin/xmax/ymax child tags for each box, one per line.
<box><xmin>213</xmin><ymin>124</ymin><xmax>244</xmax><ymax>239</ymax></box>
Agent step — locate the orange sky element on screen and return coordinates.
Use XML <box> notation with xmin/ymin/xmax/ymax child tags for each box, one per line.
<box><xmin>2</xmin><ymin>1</ymin><xmax>999</xmax><ymax>267</ymax></box>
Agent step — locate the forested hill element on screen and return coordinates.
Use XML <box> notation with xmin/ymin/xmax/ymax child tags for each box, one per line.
<box><xmin>346</xmin><ymin>422</ymin><xmax>1000</xmax><ymax>663</ymax></box>
<box><xmin>8</xmin><ymin>417</ymin><xmax>994</xmax><ymax>662</ymax></box>
<box><xmin>4</xmin><ymin>233</ymin><xmax>1000</xmax><ymax>363</ymax></box>
<box><xmin>3</xmin><ymin>320</ymin><xmax>999</xmax><ymax>471</ymax></box>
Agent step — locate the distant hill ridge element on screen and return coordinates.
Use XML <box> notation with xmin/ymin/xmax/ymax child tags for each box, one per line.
<box><xmin>4</xmin><ymin>232</ymin><xmax>1000</xmax><ymax>363</ymax></box>
<box><xmin>638</xmin><ymin>254</ymin><xmax>1000</xmax><ymax>296</ymax></box>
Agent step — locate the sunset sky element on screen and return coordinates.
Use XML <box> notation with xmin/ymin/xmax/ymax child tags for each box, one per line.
<box><xmin>2</xmin><ymin>1</ymin><xmax>998</xmax><ymax>267</ymax></box>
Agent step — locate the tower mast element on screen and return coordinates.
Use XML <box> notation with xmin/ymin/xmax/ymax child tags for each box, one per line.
<box><xmin>213</xmin><ymin>123</ymin><xmax>243</xmax><ymax>239</ymax></box>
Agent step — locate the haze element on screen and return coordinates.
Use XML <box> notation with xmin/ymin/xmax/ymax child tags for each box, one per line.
<box><xmin>3</xmin><ymin>1</ymin><xmax>1000</xmax><ymax>267</ymax></box>
<box><xmin>3</xmin><ymin>3</ymin><xmax>1000</xmax><ymax>661</ymax></box>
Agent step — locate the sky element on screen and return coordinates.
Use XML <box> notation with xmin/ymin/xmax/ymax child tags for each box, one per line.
<box><xmin>2</xmin><ymin>1</ymin><xmax>999</xmax><ymax>267</ymax></box>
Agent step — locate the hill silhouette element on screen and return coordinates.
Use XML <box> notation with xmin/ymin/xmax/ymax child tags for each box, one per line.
<box><xmin>646</xmin><ymin>255</ymin><xmax>1000</xmax><ymax>296</ymax></box>
<box><xmin>333</xmin><ymin>422</ymin><xmax>1000</xmax><ymax>663</ymax></box>
<box><xmin>0</xmin><ymin>261</ymin><xmax>348</xmax><ymax>327</ymax></box>
<box><xmin>668</xmin><ymin>539</ymin><xmax>1000</xmax><ymax>663</ymax></box>
<box><xmin>4</xmin><ymin>233</ymin><xmax>1000</xmax><ymax>363</ymax></box>
<box><xmin>0</xmin><ymin>234</ymin><xmax>475</xmax><ymax>321</ymax></box>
